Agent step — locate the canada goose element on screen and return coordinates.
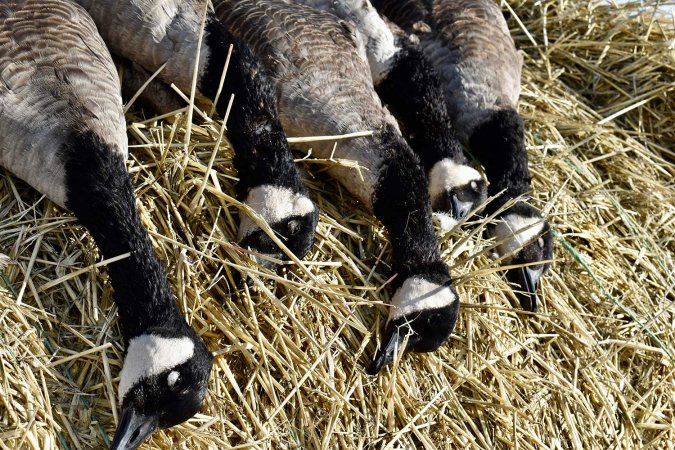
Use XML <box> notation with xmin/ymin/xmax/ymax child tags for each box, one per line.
<box><xmin>0</xmin><ymin>2</ymin><xmax>213</xmax><ymax>449</ymax></box>
<box><xmin>211</xmin><ymin>0</ymin><xmax>459</xmax><ymax>374</ymax></box>
<box><xmin>373</xmin><ymin>0</ymin><xmax>553</xmax><ymax>311</ymax></box>
<box><xmin>291</xmin><ymin>0</ymin><xmax>487</xmax><ymax>224</ymax></box>
<box><xmin>75</xmin><ymin>0</ymin><xmax>319</xmax><ymax>267</ymax></box>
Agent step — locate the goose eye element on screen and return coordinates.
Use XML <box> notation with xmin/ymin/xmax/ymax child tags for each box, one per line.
<box><xmin>470</xmin><ymin>181</ymin><xmax>478</xmax><ymax>191</ymax></box>
<box><xmin>287</xmin><ymin>219</ymin><xmax>300</xmax><ymax>235</ymax></box>
<box><xmin>167</xmin><ymin>371</ymin><xmax>181</xmax><ymax>390</ymax></box>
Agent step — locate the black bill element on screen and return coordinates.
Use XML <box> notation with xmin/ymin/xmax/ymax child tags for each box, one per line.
<box><xmin>451</xmin><ymin>194</ymin><xmax>473</xmax><ymax>220</ymax></box>
<box><xmin>507</xmin><ymin>266</ymin><xmax>544</xmax><ymax>312</ymax></box>
<box><xmin>367</xmin><ymin>324</ymin><xmax>418</xmax><ymax>375</ymax></box>
<box><xmin>110</xmin><ymin>407</ymin><xmax>159</xmax><ymax>450</ymax></box>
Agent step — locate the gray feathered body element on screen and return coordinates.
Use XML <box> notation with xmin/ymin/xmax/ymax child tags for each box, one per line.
<box><xmin>73</xmin><ymin>0</ymin><xmax>211</xmax><ymax>97</ymax></box>
<box><xmin>0</xmin><ymin>0</ymin><xmax>126</xmax><ymax>207</ymax></box>
<box><xmin>376</xmin><ymin>0</ymin><xmax>522</xmax><ymax>143</ymax></box>
<box><xmin>291</xmin><ymin>0</ymin><xmax>400</xmax><ymax>82</ymax></box>
<box><xmin>213</xmin><ymin>0</ymin><xmax>401</xmax><ymax>206</ymax></box>
<box><xmin>428</xmin><ymin>0</ymin><xmax>522</xmax><ymax>140</ymax></box>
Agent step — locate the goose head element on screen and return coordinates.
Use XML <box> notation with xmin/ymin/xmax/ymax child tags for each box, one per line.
<box><xmin>368</xmin><ymin>274</ymin><xmax>459</xmax><ymax>374</ymax></box>
<box><xmin>111</xmin><ymin>328</ymin><xmax>213</xmax><ymax>450</ymax></box>
<box><xmin>238</xmin><ymin>184</ymin><xmax>319</xmax><ymax>269</ymax></box>
<box><xmin>428</xmin><ymin>158</ymin><xmax>487</xmax><ymax>226</ymax></box>
<box><xmin>489</xmin><ymin>202</ymin><xmax>553</xmax><ymax>312</ymax></box>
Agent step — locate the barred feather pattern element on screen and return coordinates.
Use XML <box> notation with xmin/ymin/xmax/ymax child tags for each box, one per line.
<box><xmin>375</xmin><ymin>0</ymin><xmax>523</xmax><ymax>142</ymax></box>
<box><xmin>74</xmin><ymin>0</ymin><xmax>212</xmax><ymax>96</ymax></box>
<box><xmin>0</xmin><ymin>0</ymin><xmax>126</xmax><ymax>207</ymax></box>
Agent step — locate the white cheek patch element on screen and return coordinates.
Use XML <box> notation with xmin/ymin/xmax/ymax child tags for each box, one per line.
<box><xmin>491</xmin><ymin>213</ymin><xmax>545</xmax><ymax>258</ymax></box>
<box><xmin>388</xmin><ymin>276</ymin><xmax>457</xmax><ymax>321</ymax></box>
<box><xmin>238</xmin><ymin>185</ymin><xmax>315</xmax><ymax>241</ymax></box>
<box><xmin>118</xmin><ymin>335</ymin><xmax>195</xmax><ymax>403</ymax></box>
<box><xmin>433</xmin><ymin>212</ymin><xmax>459</xmax><ymax>231</ymax></box>
<box><xmin>428</xmin><ymin>158</ymin><xmax>482</xmax><ymax>204</ymax></box>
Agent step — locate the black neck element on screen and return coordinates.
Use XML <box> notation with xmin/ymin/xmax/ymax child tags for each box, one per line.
<box><xmin>63</xmin><ymin>131</ymin><xmax>185</xmax><ymax>341</ymax></box>
<box><xmin>375</xmin><ymin>39</ymin><xmax>466</xmax><ymax>173</ymax></box>
<box><xmin>469</xmin><ymin>109</ymin><xmax>531</xmax><ymax>214</ymax></box>
<box><xmin>200</xmin><ymin>17</ymin><xmax>305</xmax><ymax>198</ymax></box>
<box><xmin>372</xmin><ymin>125</ymin><xmax>449</xmax><ymax>284</ymax></box>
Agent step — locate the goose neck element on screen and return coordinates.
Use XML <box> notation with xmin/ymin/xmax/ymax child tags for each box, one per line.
<box><xmin>63</xmin><ymin>131</ymin><xmax>183</xmax><ymax>340</ymax></box>
<box><xmin>469</xmin><ymin>110</ymin><xmax>532</xmax><ymax>211</ymax></box>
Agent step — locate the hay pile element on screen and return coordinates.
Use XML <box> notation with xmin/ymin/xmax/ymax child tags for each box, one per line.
<box><xmin>1</xmin><ymin>1</ymin><xmax>673</xmax><ymax>448</ymax></box>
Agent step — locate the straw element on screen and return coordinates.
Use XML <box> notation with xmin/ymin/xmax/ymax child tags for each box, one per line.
<box><xmin>0</xmin><ymin>1</ymin><xmax>673</xmax><ymax>448</ymax></box>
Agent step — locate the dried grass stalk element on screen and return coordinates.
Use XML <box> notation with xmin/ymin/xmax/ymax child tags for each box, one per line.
<box><xmin>0</xmin><ymin>1</ymin><xmax>673</xmax><ymax>449</ymax></box>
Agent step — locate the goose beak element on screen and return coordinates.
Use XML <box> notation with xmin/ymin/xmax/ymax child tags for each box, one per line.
<box><xmin>367</xmin><ymin>324</ymin><xmax>418</xmax><ymax>375</ymax></box>
<box><xmin>110</xmin><ymin>407</ymin><xmax>159</xmax><ymax>450</ymax></box>
<box><xmin>451</xmin><ymin>194</ymin><xmax>473</xmax><ymax>220</ymax></box>
<box><xmin>508</xmin><ymin>266</ymin><xmax>544</xmax><ymax>312</ymax></box>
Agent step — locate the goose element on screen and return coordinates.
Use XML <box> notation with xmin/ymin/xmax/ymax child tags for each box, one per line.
<box><xmin>211</xmin><ymin>0</ymin><xmax>460</xmax><ymax>374</ymax></box>
<box><xmin>75</xmin><ymin>0</ymin><xmax>319</xmax><ymax>268</ymax></box>
<box><xmin>373</xmin><ymin>0</ymin><xmax>553</xmax><ymax>311</ymax></box>
<box><xmin>0</xmin><ymin>2</ymin><xmax>213</xmax><ymax>449</ymax></box>
<box><xmin>290</xmin><ymin>0</ymin><xmax>487</xmax><ymax>224</ymax></box>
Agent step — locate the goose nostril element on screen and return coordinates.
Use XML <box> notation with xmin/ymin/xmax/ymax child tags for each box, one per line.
<box><xmin>129</xmin><ymin>427</ymin><xmax>141</xmax><ymax>446</ymax></box>
<box><xmin>450</xmin><ymin>193</ymin><xmax>472</xmax><ymax>219</ymax></box>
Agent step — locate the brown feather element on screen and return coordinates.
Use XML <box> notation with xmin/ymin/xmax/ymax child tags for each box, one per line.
<box><xmin>0</xmin><ymin>0</ymin><xmax>126</xmax><ymax>207</ymax></box>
